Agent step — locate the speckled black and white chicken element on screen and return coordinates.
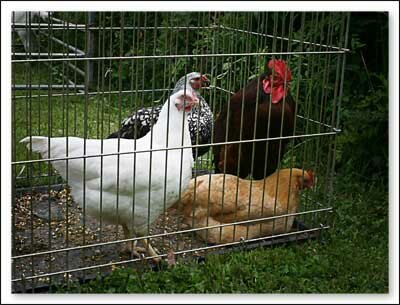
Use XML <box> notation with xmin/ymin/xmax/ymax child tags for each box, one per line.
<box><xmin>107</xmin><ymin>72</ymin><xmax>213</xmax><ymax>158</ymax></box>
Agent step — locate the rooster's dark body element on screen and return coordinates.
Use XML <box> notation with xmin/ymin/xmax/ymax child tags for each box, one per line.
<box><xmin>213</xmin><ymin>66</ymin><xmax>296</xmax><ymax>179</ymax></box>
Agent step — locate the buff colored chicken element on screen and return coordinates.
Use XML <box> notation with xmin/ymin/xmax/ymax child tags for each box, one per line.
<box><xmin>178</xmin><ymin>168</ymin><xmax>314</xmax><ymax>244</ymax></box>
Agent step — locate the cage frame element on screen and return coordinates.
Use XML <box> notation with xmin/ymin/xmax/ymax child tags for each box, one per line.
<box><xmin>11</xmin><ymin>11</ymin><xmax>350</xmax><ymax>292</ymax></box>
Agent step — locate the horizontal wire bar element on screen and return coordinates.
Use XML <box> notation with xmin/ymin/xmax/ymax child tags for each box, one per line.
<box><xmin>296</xmin><ymin>114</ymin><xmax>340</xmax><ymax>132</ymax></box>
<box><xmin>12</xmin><ymin>50</ymin><xmax>347</xmax><ymax>63</ymax></box>
<box><xmin>171</xmin><ymin>226</ymin><xmax>329</xmax><ymax>257</ymax></box>
<box><xmin>12</xmin><ymin>207</ymin><xmax>332</xmax><ymax>260</ymax></box>
<box><xmin>12</xmin><ymin>88</ymin><xmax>170</xmax><ymax>99</ymax></box>
<box><xmin>12</xmin><ymin>130</ymin><xmax>338</xmax><ymax>165</ymax></box>
<box><xmin>220</xmin><ymin>25</ymin><xmax>350</xmax><ymax>52</ymax></box>
<box><xmin>12</xmin><ymin>84</ymin><xmax>85</xmax><ymax>90</ymax></box>
<box><xmin>12</xmin><ymin>52</ymin><xmax>85</xmax><ymax>58</ymax></box>
<box><xmin>210</xmin><ymin>85</ymin><xmax>236</xmax><ymax>95</ymax></box>
<box><xmin>12</xmin><ymin>24</ymin><xmax>212</xmax><ymax>30</ymax></box>
<box><xmin>11</xmin><ymin>226</ymin><xmax>329</xmax><ymax>283</ymax></box>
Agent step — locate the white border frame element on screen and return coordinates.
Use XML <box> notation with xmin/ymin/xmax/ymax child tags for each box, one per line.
<box><xmin>2</xmin><ymin>1</ymin><xmax>399</xmax><ymax>304</ymax></box>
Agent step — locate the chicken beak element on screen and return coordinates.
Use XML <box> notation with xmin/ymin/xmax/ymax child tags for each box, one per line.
<box><xmin>175</xmin><ymin>91</ymin><xmax>199</xmax><ymax>111</ymax></box>
<box><xmin>201</xmin><ymin>75</ymin><xmax>210</xmax><ymax>87</ymax></box>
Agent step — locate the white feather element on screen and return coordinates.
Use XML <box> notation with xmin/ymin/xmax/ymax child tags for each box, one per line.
<box><xmin>21</xmin><ymin>89</ymin><xmax>195</xmax><ymax>235</ymax></box>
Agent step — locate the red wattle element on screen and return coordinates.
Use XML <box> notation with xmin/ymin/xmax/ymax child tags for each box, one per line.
<box><xmin>262</xmin><ymin>79</ymin><xmax>285</xmax><ymax>104</ymax></box>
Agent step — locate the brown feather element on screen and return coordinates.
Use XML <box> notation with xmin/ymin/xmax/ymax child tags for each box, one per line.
<box><xmin>213</xmin><ymin>70</ymin><xmax>296</xmax><ymax>179</ymax></box>
<box><xmin>178</xmin><ymin>168</ymin><xmax>314</xmax><ymax>244</ymax></box>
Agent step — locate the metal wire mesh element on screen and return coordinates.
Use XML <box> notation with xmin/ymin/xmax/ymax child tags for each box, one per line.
<box><xmin>11</xmin><ymin>11</ymin><xmax>350</xmax><ymax>292</ymax></box>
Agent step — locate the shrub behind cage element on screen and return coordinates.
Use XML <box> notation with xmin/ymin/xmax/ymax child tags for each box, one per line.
<box><xmin>11</xmin><ymin>11</ymin><xmax>349</xmax><ymax>292</ymax></box>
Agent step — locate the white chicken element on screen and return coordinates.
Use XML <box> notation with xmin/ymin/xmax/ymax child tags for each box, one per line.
<box><xmin>21</xmin><ymin>89</ymin><xmax>198</xmax><ymax>262</ymax></box>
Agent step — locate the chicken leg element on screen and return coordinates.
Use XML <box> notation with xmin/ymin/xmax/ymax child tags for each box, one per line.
<box><xmin>121</xmin><ymin>223</ymin><xmax>161</xmax><ymax>263</ymax></box>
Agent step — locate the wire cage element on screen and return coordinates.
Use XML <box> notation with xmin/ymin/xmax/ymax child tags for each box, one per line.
<box><xmin>11</xmin><ymin>11</ymin><xmax>350</xmax><ymax>292</ymax></box>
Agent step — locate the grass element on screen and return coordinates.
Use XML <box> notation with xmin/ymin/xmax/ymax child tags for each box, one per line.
<box><xmin>55</xmin><ymin>174</ymin><xmax>388</xmax><ymax>293</ymax></box>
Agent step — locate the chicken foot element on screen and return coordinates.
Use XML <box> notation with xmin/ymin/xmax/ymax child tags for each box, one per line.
<box><xmin>121</xmin><ymin>224</ymin><xmax>161</xmax><ymax>263</ymax></box>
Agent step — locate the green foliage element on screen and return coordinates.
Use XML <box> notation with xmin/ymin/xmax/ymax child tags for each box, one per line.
<box><xmin>335</xmin><ymin>13</ymin><xmax>388</xmax><ymax>182</ymax></box>
<box><xmin>337</xmin><ymin>74</ymin><xmax>388</xmax><ymax>181</ymax></box>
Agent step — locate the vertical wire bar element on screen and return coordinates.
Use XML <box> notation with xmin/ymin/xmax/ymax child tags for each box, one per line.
<box><xmin>327</xmin><ymin>13</ymin><xmax>349</xmax><ymax>218</ymax></box>
<box><xmin>298</xmin><ymin>12</ymin><xmax>314</xmax><ymax>227</ymax></box>
<box><xmin>81</xmin><ymin>11</ymin><xmax>90</xmax><ymax>283</ymax></box>
<box><xmin>230</xmin><ymin>11</ymin><xmax>242</xmax><ymax>243</ymax></box>
<box><xmin>129</xmin><ymin>11</ymin><xmax>137</xmax><ymax>112</ymax></box>
<box><xmin>161</xmin><ymin>12</ymin><xmax>170</xmax><ymax>253</ymax></box>
<box><xmin>190</xmin><ymin>11</ymin><xmax>207</xmax><ymax>250</ymax></box>
<box><xmin>63</xmin><ymin>11</ymin><xmax>71</xmax><ymax>288</ymax></box>
<box><xmin>37</xmin><ymin>13</ymin><xmax>43</xmax><ymax>183</ymax></box>
<box><xmin>205</xmin><ymin>10</ymin><xmax>219</xmax><ymax>247</ymax></box>
<box><xmin>129</xmin><ymin>12</ymin><xmax>139</xmax><ymax>259</ymax></box>
<box><xmin>303</xmin><ymin>12</ymin><xmax>321</xmax><ymax>227</ymax></box>
<box><xmin>95</xmin><ymin>13</ymin><xmax>102</xmax><ymax>140</ymax></box>
<box><xmin>175</xmin><ymin>12</ymin><xmax>190</xmax><ymax>253</ymax></box>
<box><xmin>273</xmin><ymin>11</ymin><xmax>292</xmax><ymax>236</ymax></box>
<box><xmin>245</xmin><ymin>12</ymin><xmax>260</xmax><ymax>241</ymax></box>
<box><xmin>266</xmin><ymin>11</ymin><xmax>279</xmax><ymax>239</ymax></box>
<box><xmin>258</xmin><ymin>11</ymin><xmax>270</xmax><ymax>239</ymax></box>
<box><xmin>172</xmin><ymin>13</ymin><xmax>181</xmax><ymax>252</ymax></box>
<box><xmin>327</xmin><ymin>13</ymin><xmax>350</xmax><ymax>230</ymax></box>
<box><xmin>26</xmin><ymin>11</ymin><xmax>36</xmax><ymax>291</ymax></box>
<box><xmin>286</xmin><ymin>12</ymin><xmax>306</xmax><ymax>241</ymax></box>
<box><xmin>238</xmin><ymin>13</ymin><xmax>253</xmax><ymax>242</ymax></box>
<box><xmin>61</xmin><ymin>15</ymin><xmax>66</xmax><ymax>139</ymax></box>
<box><xmin>192</xmin><ymin>12</ymin><xmax>201</xmax><ymax>163</ymax></box>
<box><xmin>107</xmin><ymin>13</ymin><xmax>113</xmax><ymax>137</ymax></box>
<box><xmin>130</xmin><ymin>12</ymin><xmax>141</xmax><ymax>253</ymax></box>
<box><xmin>219</xmin><ymin>11</ymin><xmax>235</xmax><ymax>244</ymax></box>
<box><xmin>221</xmin><ymin>11</ymin><xmax>237</xmax><ymax>243</ymax></box>
<box><xmin>282</xmin><ymin>12</ymin><xmax>296</xmax><ymax>233</ymax></box>
<box><xmin>319</xmin><ymin>12</ymin><xmax>336</xmax><ymax>229</ymax></box>
<box><xmin>142</xmin><ymin>11</ymin><xmax>155</xmax><ymax>256</ymax></box>
<box><xmin>317</xmin><ymin>12</ymin><xmax>334</xmax><ymax>227</ymax></box>
<box><xmin>190</xmin><ymin>15</ymin><xmax>198</xmax><ymax>250</ymax></box>
<box><xmin>115</xmin><ymin>11</ymin><xmax>124</xmax><ymax>245</ymax></box>
<box><xmin>191</xmin><ymin>11</ymin><xmax>204</xmax><ymax>249</ymax></box>
<box><xmin>254</xmin><ymin>11</ymin><xmax>268</xmax><ymax>242</ymax></box>
<box><xmin>270</xmin><ymin>11</ymin><xmax>286</xmax><ymax>239</ymax></box>
<box><xmin>314</xmin><ymin>12</ymin><xmax>330</xmax><ymax>208</ymax></box>
<box><xmin>287</xmin><ymin>12</ymin><xmax>306</xmax><ymax>241</ymax></box>
<box><xmin>11</xmin><ymin>12</ymin><xmax>17</xmax><ymax>292</ymax></box>
<box><xmin>73</xmin><ymin>13</ymin><xmax>78</xmax><ymax>135</ymax></box>
<box><xmin>318</xmin><ymin>13</ymin><xmax>334</xmax><ymax>229</ymax></box>
<box><xmin>46</xmin><ymin>11</ymin><xmax>54</xmax><ymax>291</ymax></box>
<box><xmin>99</xmin><ymin>11</ymin><xmax>107</xmax><ymax>245</ymax></box>
<box><xmin>147</xmin><ymin>11</ymin><xmax>158</xmax><ymax>254</ymax></box>
<box><xmin>312</xmin><ymin>13</ymin><xmax>332</xmax><ymax>229</ymax></box>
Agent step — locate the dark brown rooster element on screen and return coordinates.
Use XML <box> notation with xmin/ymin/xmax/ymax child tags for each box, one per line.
<box><xmin>213</xmin><ymin>59</ymin><xmax>296</xmax><ymax>179</ymax></box>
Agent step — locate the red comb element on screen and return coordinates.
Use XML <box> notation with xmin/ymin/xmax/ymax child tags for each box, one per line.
<box><xmin>306</xmin><ymin>170</ymin><xmax>314</xmax><ymax>187</ymax></box>
<box><xmin>267</xmin><ymin>59</ymin><xmax>292</xmax><ymax>82</ymax></box>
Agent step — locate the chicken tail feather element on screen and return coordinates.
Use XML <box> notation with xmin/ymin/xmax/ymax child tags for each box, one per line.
<box><xmin>20</xmin><ymin>136</ymin><xmax>49</xmax><ymax>155</ymax></box>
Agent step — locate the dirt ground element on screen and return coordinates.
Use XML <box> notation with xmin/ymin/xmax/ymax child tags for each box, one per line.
<box><xmin>12</xmin><ymin>185</ymin><xmax>209</xmax><ymax>292</ymax></box>
<box><xmin>12</xmin><ymin>183</ymin><xmax>313</xmax><ymax>292</ymax></box>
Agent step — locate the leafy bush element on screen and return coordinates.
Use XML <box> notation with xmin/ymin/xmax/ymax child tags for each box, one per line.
<box><xmin>335</xmin><ymin>12</ymin><xmax>388</xmax><ymax>182</ymax></box>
